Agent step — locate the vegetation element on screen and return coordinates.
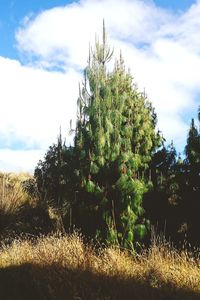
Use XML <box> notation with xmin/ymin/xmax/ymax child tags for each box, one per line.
<box><xmin>144</xmin><ymin>108</ymin><xmax>200</xmax><ymax>247</ymax></box>
<box><xmin>0</xmin><ymin>233</ymin><xmax>199</xmax><ymax>300</ymax></box>
<box><xmin>33</xmin><ymin>24</ymin><xmax>162</xmax><ymax>249</ymax></box>
<box><xmin>0</xmin><ymin>172</ymin><xmax>61</xmax><ymax>242</ymax></box>
<box><xmin>30</xmin><ymin>27</ymin><xmax>200</xmax><ymax>250</ymax></box>
<box><xmin>0</xmin><ymin>26</ymin><xmax>199</xmax><ymax>299</ymax></box>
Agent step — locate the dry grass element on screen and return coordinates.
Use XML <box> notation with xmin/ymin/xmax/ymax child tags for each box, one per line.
<box><xmin>0</xmin><ymin>172</ymin><xmax>199</xmax><ymax>299</ymax></box>
<box><xmin>0</xmin><ymin>233</ymin><xmax>199</xmax><ymax>300</ymax></box>
<box><xmin>0</xmin><ymin>172</ymin><xmax>57</xmax><ymax>241</ymax></box>
<box><xmin>0</xmin><ymin>172</ymin><xmax>33</xmax><ymax>215</ymax></box>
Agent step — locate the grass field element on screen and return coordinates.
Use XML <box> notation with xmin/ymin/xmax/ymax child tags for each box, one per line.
<box><xmin>0</xmin><ymin>173</ymin><xmax>199</xmax><ymax>299</ymax></box>
<box><xmin>0</xmin><ymin>233</ymin><xmax>199</xmax><ymax>300</ymax></box>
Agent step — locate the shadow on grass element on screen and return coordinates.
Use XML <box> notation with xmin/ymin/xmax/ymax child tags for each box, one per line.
<box><xmin>0</xmin><ymin>263</ymin><xmax>199</xmax><ymax>300</ymax></box>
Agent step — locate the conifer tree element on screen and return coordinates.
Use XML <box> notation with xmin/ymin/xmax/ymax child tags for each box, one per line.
<box><xmin>144</xmin><ymin>143</ymin><xmax>183</xmax><ymax>243</ymax></box>
<box><xmin>74</xmin><ymin>24</ymin><xmax>161</xmax><ymax>248</ymax></box>
<box><xmin>185</xmin><ymin>117</ymin><xmax>200</xmax><ymax>180</ymax></box>
<box><xmin>144</xmin><ymin>109</ymin><xmax>200</xmax><ymax>247</ymax></box>
<box><xmin>182</xmin><ymin>111</ymin><xmax>200</xmax><ymax>245</ymax></box>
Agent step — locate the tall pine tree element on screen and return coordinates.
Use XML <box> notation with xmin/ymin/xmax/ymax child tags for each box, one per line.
<box><xmin>74</xmin><ymin>24</ymin><xmax>161</xmax><ymax>248</ymax></box>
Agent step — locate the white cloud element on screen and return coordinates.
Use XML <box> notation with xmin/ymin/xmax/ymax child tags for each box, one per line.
<box><xmin>16</xmin><ymin>0</ymin><xmax>171</xmax><ymax>69</ymax></box>
<box><xmin>1</xmin><ymin>0</ymin><xmax>200</xmax><ymax>171</ymax></box>
<box><xmin>0</xmin><ymin>149</ymin><xmax>45</xmax><ymax>173</ymax></box>
<box><xmin>162</xmin><ymin>0</ymin><xmax>200</xmax><ymax>53</ymax></box>
<box><xmin>0</xmin><ymin>56</ymin><xmax>81</xmax><ymax>171</ymax></box>
<box><xmin>0</xmin><ymin>56</ymin><xmax>80</xmax><ymax>146</ymax></box>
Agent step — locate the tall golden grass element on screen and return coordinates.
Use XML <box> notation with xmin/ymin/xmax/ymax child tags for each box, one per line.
<box><xmin>0</xmin><ymin>172</ymin><xmax>33</xmax><ymax>215</ymax></box>
<box><xmin>0</xmin><ymin>233</ymin><xmax>199</xmax><ymax>300</ymax></box>
<box><xmin>0</xmin><ymin>172</ymin><xmax>199</xmax><ymax>299</ymax></box>
<box><xmin>0</xmin><ymin>172</ymin><xmax>56</xmax><ymax>240</ymax></box>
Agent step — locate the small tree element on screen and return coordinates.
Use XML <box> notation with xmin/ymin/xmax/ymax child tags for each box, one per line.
<box><xmin>143</xmin><ymin>143</ymin><xmax>183</xmax><ymax>244</ymax></box>
<box><xmin>185</xmin><ymin>117</ymin><xmax>200</xmax><ymax>178</ymax></box>
<box><xmin>182</xmin><ymin>111</ymin><xmax>200</xmax><ymax>245</ymax></box>
<box><xmin>31</xmin><ymin>133</ymin><xmax>78</xmax><ymax>231</ymax></box>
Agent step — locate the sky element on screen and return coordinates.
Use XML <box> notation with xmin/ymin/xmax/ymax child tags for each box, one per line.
<box><xmin>0</xmin><ymin>0</ymin><xmax>199</xmax><ymax>172</ymax></box>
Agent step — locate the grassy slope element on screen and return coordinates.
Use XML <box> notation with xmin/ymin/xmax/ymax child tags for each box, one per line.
<box><xmin>0</xmin><ymin>173</ymin><xmax>199</xmax><ymax>299</ymax></box>
<box><xmin>0</xmin><ymin>233</ymin><xmax>199</xmax><ymax>300</ymax></box>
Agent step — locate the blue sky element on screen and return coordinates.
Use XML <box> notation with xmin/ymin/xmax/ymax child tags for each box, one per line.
<box><xmin>0</xmin><ymin>0</ymin><xmax>196</xmax><ymax>59</ymax></box>
<box><xmin>0</xmin><ymin>1</ymin><xmax>73</xmax><ymax>58</ymax></box>
<box><xmin>0</xmin><ymin>0</ymin><xmax>199</xmax><ymax>171</ymax></box>
<box><xmin>155</xmin><ymin>0</ymin><xmax>195</xmax><ymax>10</ymax></box>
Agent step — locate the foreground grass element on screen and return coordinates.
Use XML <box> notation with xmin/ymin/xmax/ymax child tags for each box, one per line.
<box><xmin>0</xmin><ymin>233</ymin><xmax>199</xmax><ymax>300</ymax></box>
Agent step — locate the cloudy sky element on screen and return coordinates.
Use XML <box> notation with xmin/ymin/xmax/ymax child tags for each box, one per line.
<box><xmin>0</xmin><ymin>0</ymin><xmax>199</xmax><ymax>172</ymax></box>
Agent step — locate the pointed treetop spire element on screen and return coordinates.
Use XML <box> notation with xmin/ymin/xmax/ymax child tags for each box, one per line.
<box><xmin>92</xmin><ymin>20</ymin><xmax>113</xmax><ymax>66</ymax></box>
<box><xmin>103</xmin><ymin>19</ymin><xmax>106</xmax><ymax>46</ymax></box>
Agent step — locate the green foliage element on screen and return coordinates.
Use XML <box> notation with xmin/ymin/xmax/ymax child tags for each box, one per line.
<box><xmin>134</xmin><ymin>224</ymin><xmax>147</xmax><ymax>240</ymax></box>
<box><xmin>21</xmin><ymin>27</ymin><xmax>200</xmax><ymax>250</ymax></box>
<box><xmin>30</xmin><ymin>26</ymin><xmax>162</xmax><ymax>248</ymax></box>
<box><xmin>34</xmin><ymin>134</ymin><xmax>75</xmax><ymax>208</ymax></box>
<box><xmin>185</xmin><ymin>119</ymin><xmax>200</xmax><ymax>165</ymax></box>
<box><xmin>73</xmin><ymin>25</ymin><xmax>161</xmax><ymax>248</ymax></box>
<box><xmin>144</xmin><ymin>110</ymin><xmax>200</xmax><ymax>247</ymax></box>
<box><xmin>182</xmin><ymin>111</ymin><xmax>200</xmax><ymax>245</ymax></box>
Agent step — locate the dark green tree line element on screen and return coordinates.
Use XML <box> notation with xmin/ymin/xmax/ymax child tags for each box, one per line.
<box><xmin>144</xmin><ymin>108</ymin><xmax>200</xmax><ymax>247</ymax></box>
